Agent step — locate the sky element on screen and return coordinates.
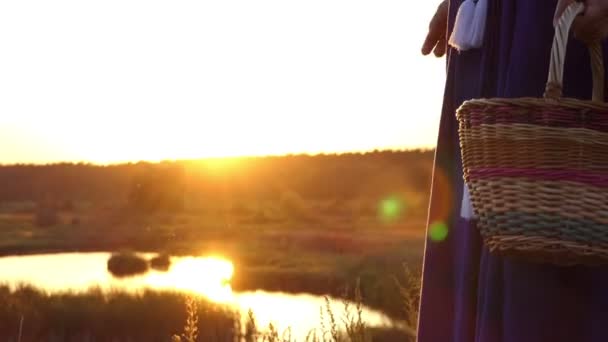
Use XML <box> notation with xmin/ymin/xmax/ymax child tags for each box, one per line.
<box><xmin>0</xmin><ymin>0</ymin><xmax>446</xmax><ymax>164</ymax></box>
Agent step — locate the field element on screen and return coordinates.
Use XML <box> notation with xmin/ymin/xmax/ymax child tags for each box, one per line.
<box><xmin>0</xmin><ymin>150</ymin><xmax>433</xmax><ymax>339</ymax></box>
<box><xmin>0</xmin><ymin>284</ymin><xmax>416</xmax><ymax>342</ymax></box>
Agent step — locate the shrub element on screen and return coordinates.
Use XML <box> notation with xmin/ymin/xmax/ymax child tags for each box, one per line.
<box><xmin>150</xmin><ymin>254</ymin><xmax>172</xmax><ymax>271</ymax></box>
<box><xmin>279</xmin><ymin>191</ymin><xmax>313</xmax><ymax>222</ymax></box>
<box><xmin>35</xmin><ymin>206</ymin><xmax>59</xmax><ymax>227</ymax></box>
<box><xmin>107</xmin><ymin>252</ymin><xmax>149</xmax><ymax>277</ymax></box>
<box><xmin>128</xmin><ymin>165</ymin><xmax>186</xmax><ymax>213</ymax></box>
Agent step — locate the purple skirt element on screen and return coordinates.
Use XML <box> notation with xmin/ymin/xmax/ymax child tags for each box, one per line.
<box><xmin>417</xmin><ymin>1</ymin><xmax>608</xmax><ymax>341</ymax></box>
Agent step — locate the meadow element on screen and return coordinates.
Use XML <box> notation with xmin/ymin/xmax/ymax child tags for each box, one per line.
<box><xmin>0</xmin><ymin>150</ymin><xmax>433</xmax><ymax>339</ymax></box>
<box><xmin>0</xmin><ymin>284</ymin><xmax>416</xmax><ymax>342</ymax></box>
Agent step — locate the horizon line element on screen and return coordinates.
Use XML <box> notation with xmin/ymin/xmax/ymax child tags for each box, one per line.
<box><xmin>0</xmin><ymin>147</ymin><xmax>436</xmax><ymax>167</ymax></box>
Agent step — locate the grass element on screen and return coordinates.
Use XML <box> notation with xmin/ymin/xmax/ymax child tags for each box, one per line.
<box><xmin>0</xmin><ymin>198</ymin><xmax>426</xmax><ymax>322</ymax></box>
<box><xmin>0</xmin><ymin>203</ymin><xmax>424</xmax><ymax>318</ymax></box>
<box><xmin>396</xmin><ymin>265</ymin><xmax>421</xmax><ymax>329</ymax></box>
<box><xmin>0</xmin><ymin>285</ymin><xmax>235</xmax><ymax>341</ymax></box>
<box><xmin>171</xmin><ymin>280</ymin><xmax>416</xmax><ymax>342</ymax></box>
<box><xmin>0</xmin><ymin>153</ymin><xmax>430</xmax><ymax>340</ymax></box>
<box><xmin>0</xmin><ymin>284</ymin><xmax>415</xmax><ymax>342</ymax></box>
<box><xmin>173</xmin><ymin>296</ymin><xmax>199</xmax><ymax>342</ymax></box>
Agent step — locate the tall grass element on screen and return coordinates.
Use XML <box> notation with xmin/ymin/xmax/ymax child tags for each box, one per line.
<box><xmin>395</xmin><ymin>264</ymin><xmax>421</xmax><ymax>329</ymax></box>
<box><xmin>0</xmin><ymin>285</ymin><xmax>236</xmax><ymax>341</ymax></box>
<box><xmin>172</xmin><ymin>278</ymin><xmax>414</xmax><ymax>342</ymax></box>
<box><xmin>0</xmin><ymin>266</ymin><xmax>419</xmax><ymax>341</ymax></box>
<box><xmin>173</xmin><ymin>296</ymin><xmax>372</xmax><ymax>342</ymax></box>
<box><xmin>173</xmin><ymin>296</ymin><xmax>199</xmax><ymax>342</ymax></box>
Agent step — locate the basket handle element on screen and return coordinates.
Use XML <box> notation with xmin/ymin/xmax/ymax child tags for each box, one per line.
<box><xmin>544</xmin><ymin>2</ymin><xmax>605</xmax><ymax>102</ymax></box>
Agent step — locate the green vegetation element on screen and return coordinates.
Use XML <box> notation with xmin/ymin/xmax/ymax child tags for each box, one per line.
<box><xmin>0</xmin><ymin>204</ymin><xmax>425</xmax><ymax>318</ymax></box>
<box><xmin>0</xmin><ymin>150</ymin><xmax>433</xmax><ymax>216</ymax></box>
<box><xmin>0</xmin><ymin>150</ymin><xmax>432</xmax><ymax>330</ymax></box>
<box><xmin>0</xmin><ymin>285</ymin><xmax>234</xmax><ymax>341</ymax></box>
<box><xmin>34</xmin><ymin>204</ymin><xmax>59</xmax><ymax>228</ymax></box>
<box><xmin>171</xmin><ymin>278</ymin><xmax>419</xmax><ymax>342</ymax></box>
<box><xmin>0</xmin><ymin>285</ymin><xmax>414</xmax><ymax>342</ymax></box>
<box><xmin>107</xmin><ymin>252</ymin><xmax>149</xmax><ymax>277</ymax></box>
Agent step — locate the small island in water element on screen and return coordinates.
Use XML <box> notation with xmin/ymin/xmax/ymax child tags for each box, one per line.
<box><xmin>107</xmin><ymin>252</ymin><xmax>172</xmax><ymax>277</ymax></box>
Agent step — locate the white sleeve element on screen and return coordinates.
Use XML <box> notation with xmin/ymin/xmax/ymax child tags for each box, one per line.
<box><xmin>460</xmin><ymin>182</ymin><xmax>476</xmax><ymax>220</ymax></box>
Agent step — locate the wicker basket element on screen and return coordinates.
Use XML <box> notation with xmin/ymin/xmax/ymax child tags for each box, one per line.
<box><xmin>457</xmin><ymin>3</ymin><xmax>608</xmax><ymax>265</ymax></box>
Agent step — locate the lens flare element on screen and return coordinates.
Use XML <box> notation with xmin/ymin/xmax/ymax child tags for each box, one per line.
<box><xmin>429</xmin><ymin>221</ymin><xmax>448</xmax><ymax>242</ymax></box>
<box><xmin>427</xmin><ymin>168</ymin><xmax>453</xmax><ymax>226</ymax></box>
<box><xmin>379</xmin><ymin>196</ymin><xmax>404</xmax><ymax>222</ymax></box>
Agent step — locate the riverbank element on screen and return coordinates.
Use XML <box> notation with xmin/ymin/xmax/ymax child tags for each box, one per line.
<box><xmin>0</xmin><ymin>207</ymin><xmax>425</xmax><ymax>320</ymax></box>
<box><xmin>0</xmin><ymin>285</ymin><xmax>414</xmax><ymax>342</ymax></box>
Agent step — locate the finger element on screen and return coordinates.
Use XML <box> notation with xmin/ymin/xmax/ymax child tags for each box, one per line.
<box><xmin>422</xmin><ymin>18</ymin><xmax>441</xmax><ymax>55</ymax></box>
<box><xmin>422</xmin><ymin>1</ymin><xmax>448</xmax><ymax>55</ymax></box>
<box><xmin>433</xmin><ymin>37</ymin><xmax>447</xmax><ymax>57</ymax></box>
<box><xmin>422</xmin><ymin>31</ymin><xmax>439</xmax><ymax>56</ymax></box>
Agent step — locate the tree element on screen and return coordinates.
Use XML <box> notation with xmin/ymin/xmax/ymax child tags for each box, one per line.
<box><xmin>128</xmin><ymin>164</ymin><xmax>186</xmax><ymax>213</ymax></box>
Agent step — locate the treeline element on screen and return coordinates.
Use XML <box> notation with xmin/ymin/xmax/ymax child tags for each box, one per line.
<box><xmin>0</xmin><ymin>150</ymin><xmax>434</xmax><ymax>211</ymax></box>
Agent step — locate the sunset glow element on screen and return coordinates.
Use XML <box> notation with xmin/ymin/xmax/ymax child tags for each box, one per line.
<box><xmin>144</xmin><ymin>256</ymin><xmax>235</xmax><ymax>303</ymax></box>
<box><xmin>0</xmin><ymin>0</ymin><xmax>445</xmax><ymax>164</ymax></box>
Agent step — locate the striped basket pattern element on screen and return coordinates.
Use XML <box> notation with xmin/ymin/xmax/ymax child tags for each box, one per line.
<box><xmin>457</xmin><ymin>3</ymin><xmax>608</xmax><ymax>265</ymax></box>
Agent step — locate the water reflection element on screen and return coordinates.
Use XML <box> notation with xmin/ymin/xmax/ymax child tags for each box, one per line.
<box><xmin>144</xmin><ymin>256</ymin><xmax>234</xmax><ymax>303</ymax></box>
<box><xmin>0</xmin><ymin>253</ymin><xmax>400</xmax><ymax>338</ymax></box>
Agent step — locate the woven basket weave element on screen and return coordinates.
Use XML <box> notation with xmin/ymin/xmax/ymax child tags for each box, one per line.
<box><xmin>457</xmin><ymin>3</ymin><xmax>608</xmax><ymax>265</ymax></box>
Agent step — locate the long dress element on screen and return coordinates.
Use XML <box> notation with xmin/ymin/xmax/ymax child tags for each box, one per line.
<box><xmin>417</xmin><ymin>1</ymin><xmax>608</xmax><ymax>341</ymax></box>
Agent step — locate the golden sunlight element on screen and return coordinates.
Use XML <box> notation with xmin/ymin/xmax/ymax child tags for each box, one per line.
<box><xmin>194</xmin><ymin>157</ymin><xmax>247</xmax><ymax>175</ymax></box>
<box><xmin>0</xmin><ymin>0</ymin><xmax>444</xmax><ymax>164</ymax></box>
<box><xmin>144</xmin><ymin>256</ymin><xmax>234</xmax><ymax>303</ymax></box>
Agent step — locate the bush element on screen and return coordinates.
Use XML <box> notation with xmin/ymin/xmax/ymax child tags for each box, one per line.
<box><xmin>35</xmin><ymin>206</ymin><xmax>59</xmax><ymax>227</ymax></box>
<box><xmin>150</xmin><ymin>254</ymin><xmax>171</xmax><ymax>271</ymax></box>
<box><xmin>107</xmin><ymin>252</ymin><xmax>149</xmax><ymax>277</ymax></box>
<box><xmin>240</xmin><ymin>209</ymin><xmax>281</xmax><ymax>225</ymax></box>
<box><xmin>279</xmin><ymin>190</ymin><xmax>314</xmax><ymax>222</ymax></box>
<box><xmin>128</xmin><ymin>165</ymin><xmax>186</xmax><ymax>213</ymax></box>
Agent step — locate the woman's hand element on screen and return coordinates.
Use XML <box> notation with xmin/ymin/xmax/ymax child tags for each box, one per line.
<box><xmin>555</xmin><ymin>0</ymin><xmax>608</xmax><ymax>43</ymax></box>
<box><xmin>422</xmin><ymin>0</ymin><xmax>449</xmax><ymax>57</ymax></box>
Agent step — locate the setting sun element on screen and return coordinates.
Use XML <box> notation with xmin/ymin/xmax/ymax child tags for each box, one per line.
<box><xmin>0</xmin><ymin>0</ymin><xmax>442</xmax><ymax>340</ymax></box>
<box><xmin>0</xmin><ymin>0</ymin><xmax>444</xmax><ymax>164</ymax></box>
